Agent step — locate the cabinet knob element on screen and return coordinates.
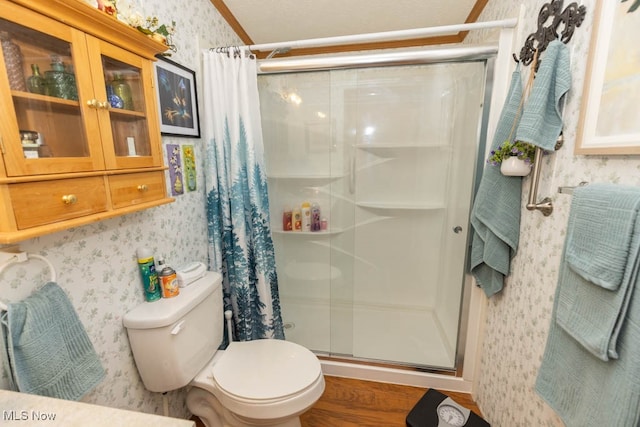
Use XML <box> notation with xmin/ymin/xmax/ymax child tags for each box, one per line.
<box><xmin>86</xmin><ymin>99</ymin><xmax>99</xmax><ymax>108</ymax></box>
<box><xmin>137</xmin><ymin>184</ymin><xmax>149</xmax><ymax>192</ymax></box>
<box><xmin>62</xmin><ymin>194</ymin><xmax>78</xmax><ymax>205</ymax></box>
<box><xmin>98</xmin><ymin>100</ymin><xmax>110</xmax><ymax>110</ymax></box>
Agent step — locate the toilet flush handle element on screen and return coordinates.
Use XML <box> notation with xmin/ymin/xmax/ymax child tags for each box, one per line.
<box><xmin>171</xmin><ymin>321</ymin><xmax>186</xmax><ymax>335</ymax></box>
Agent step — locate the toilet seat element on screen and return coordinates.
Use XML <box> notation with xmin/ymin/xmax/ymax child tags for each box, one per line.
<box><xmin>213</xmin><ymin>339</ymin><xmax>321</xmax><ymax>400</ymax></box>
<box><xmin>190</xmin><ymin>339</ymin><xmax>325</xmax><ymax>421</ymax></box>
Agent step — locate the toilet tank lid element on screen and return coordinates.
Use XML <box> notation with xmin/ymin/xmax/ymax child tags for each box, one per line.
<box><xmin>123</xmin><ymin>271</ymin><xmax>221</xmax><ymax>329</ymax></box>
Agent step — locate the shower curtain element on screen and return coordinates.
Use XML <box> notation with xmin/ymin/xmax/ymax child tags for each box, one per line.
<box><xmin>203</xmin><ymin>47</ymin><xmax>284</xmax><ymax>341</ymax></box>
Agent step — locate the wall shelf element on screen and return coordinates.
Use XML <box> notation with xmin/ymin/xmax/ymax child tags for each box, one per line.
<box><xmin>356</xmin><ymin>201</ymin><xmax>445</xmax><ymax>211</ymax></box>
<box><xmin>266</xmin><ymin>174</ymin><xmax>346</xmax><ymax>181</ymax></box>
<box><xmin>354</xmin><ymin>143</ymin><xmax>449</xmax><ymax>150</ymax></box>
<box><xmin>273</xmin><ymin>228</ymin><xmax>344</xmax><ymax>236</ymax></box>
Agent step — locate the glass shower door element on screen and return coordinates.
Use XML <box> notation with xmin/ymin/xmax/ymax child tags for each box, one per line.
<box><xmin>259</xmin><ymin>60</ymin><xmax>487</xmax><ymax>370</ymax></box>
<box><xmin>346</xmin><ymin>64</ymin><xmax>485</xmax><ymax>368</ymax></box>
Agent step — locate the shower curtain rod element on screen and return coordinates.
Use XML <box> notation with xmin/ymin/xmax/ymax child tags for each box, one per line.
<box><xmin>257</xmin><ymin>44</ymin><xmax>499</xmax><ymax>74</ymax></box>
<box><xmin>248</xmin><ymin>18</ymin><xmax>518</xmax><ymax>53</ymax></box>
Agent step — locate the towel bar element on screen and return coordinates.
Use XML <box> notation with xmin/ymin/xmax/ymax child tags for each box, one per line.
<box><xmin>0</xmin><ymin>250</ymin><xmax>57</xmax><ymax>311</ymax></box>
<box><xmin>558</xmin><ymin>181</ymin><xmax>589</xmax><ymax>195</ymax></box>
<box><xmin>526</xmin><ymin>147</ymin><xmax>554</xmax><ymax>216</ymax></box>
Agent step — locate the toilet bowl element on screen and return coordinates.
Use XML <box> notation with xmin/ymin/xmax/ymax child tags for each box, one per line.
<box><xmin>187</xmin><ymin>340</ymin><xmax>325</xmax><ymax>427</ymax></box>
<box><xmin>123</xmin><ymin>272</ymin><xmax>324</xmax><ymax>427</ymax></box>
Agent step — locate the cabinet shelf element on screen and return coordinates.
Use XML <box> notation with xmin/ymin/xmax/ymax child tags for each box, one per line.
<box><xmin>356</xmin><ymin>201</ymin><xmax>445</xmax><ymax>211</ymax></box>
<box><xmin>110</xmin><ymin>108</ymin><xmax>147</xmax><ymax>118</ymax></box>
<box><xmin>12</xmin><ymin>90</ymin><xmax>79</xmax><ymax>108</ymax></box>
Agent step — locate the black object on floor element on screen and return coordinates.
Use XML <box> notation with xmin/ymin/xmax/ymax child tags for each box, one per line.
<box><xmin>406</xmin><ymin>389</ymin><xmax>490</xmax><ymax>427</ymax></box>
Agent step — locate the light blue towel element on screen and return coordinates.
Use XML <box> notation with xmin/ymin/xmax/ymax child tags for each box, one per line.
<box><xmin>565</xmin><ymin>183</ymin><xmax>640</xmax><ymax>291</ymax></box>
<box><xmin>470</xmin><ymin>67</ymin><xmax>524</xmax><ymax>297</ymax></box>
<box><xmin>0</xmin><ymin>282</ymin><xmax>105</xmax><ymax>400</ymax></box>
<box><xmin>536</xmin><ymin>183</ymin><xmax>640</xmax><ymax>425</ymax></box>
<box><xmin>555</xmin><ymin>184</ymin><xmax>640</xmax><ymax>361</ymax></box>
<box><xmin>516</xmin><ymin>40</ymin><xmax>571</xmax><ymax>151</ymax></box>
<box><xmin>536</xmin><ymin>296</ymin><xmax>640</xmax><ymax>426</ymax></box>
<box><xmin>536</xmin><ymin>221</ymin><xmax>640</xmax><ymax>425</ymax></box>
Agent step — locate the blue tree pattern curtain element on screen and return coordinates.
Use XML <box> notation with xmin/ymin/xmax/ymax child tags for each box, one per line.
<box><xmin>203</xmin><ymin>47</ymin><xmax>284</xmax><ymax>341</ymax></box>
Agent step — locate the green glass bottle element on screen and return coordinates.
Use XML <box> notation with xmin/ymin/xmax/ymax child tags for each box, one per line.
<box><xmin>111</xmin><ymin>73</ymin><xmax>134</xmax><ymax>110</ymax></box>
<box><xmin>27</xmin><ymin>64</ymin><xmax>46</xmax><ymax>95</ymax></box>
<box><xmin>44</xmin><ymin>55</ymin><xmax>78</xmax><ymax>100</ymax></box>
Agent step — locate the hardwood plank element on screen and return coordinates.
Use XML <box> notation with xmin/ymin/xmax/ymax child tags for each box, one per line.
<box><xmin>301</xmin><ymin>376</ymin><xmax>482</xmax><ymax>427</ymax></box>
<box><xmin>191</xmin><ymin>375</ymin><xmax>483</xmax><ymax>427</ymax></box>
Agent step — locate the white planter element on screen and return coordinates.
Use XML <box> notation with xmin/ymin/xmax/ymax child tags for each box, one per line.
<box><xmin>500</xmin><ymin>156</ymin><xmax>531</xmax><ymax>176</ymax></box>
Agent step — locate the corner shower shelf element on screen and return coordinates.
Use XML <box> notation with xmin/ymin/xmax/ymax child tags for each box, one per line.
<box><xmin>273</xmin><ymin>228</ymin><xmax>344</xmax><ymax>236</ymax></box>
<box><xmin>284</xmin><ymin>261</ymin><xmax>342</xmax><ymax>281</ymax></box>
<box><xmin>354</xmin><ymin>143</ymin><xmax>449</xmax><ymax>150</ymax></box>
<box><xmin>356</xmin><ymin>201</ymin><xmax>445</xmax><ymax>210</ymax></box>
<box><xmin>266</xmin><ymin>173</ymin><xmax>346</xmax><ymax>181</ymax></box>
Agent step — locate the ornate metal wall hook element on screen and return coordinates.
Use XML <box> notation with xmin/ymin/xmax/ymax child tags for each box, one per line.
<box><xmin>513</xmin><ymin>0</ymin><xmax>586</xmax><ymax>67</ymax></box>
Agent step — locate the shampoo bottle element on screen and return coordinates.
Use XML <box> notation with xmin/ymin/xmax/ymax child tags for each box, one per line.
<box><xmin>292</xmin><ymin>206</ymin><xmax>302</xmax><ymax>231</ymax></box>
<box><xmin>301</xmin><ymin>201</ymin><xmax>311</xmax><ymax>232</ymax></box>
<box><xmin>157</xmin><ymin>258</ymin><xmax>179</xmax><ymax>298</ymax></box>
<box><xmin>283</xmin><ymin>206</ymin><xmax>293</xmax><ymax>231</ymax></box>
<box><xmin>137</xmin><ymin>248</ymin><xmax>161</xmax><ymax>302</ymax></box>
<box><xmin>311</xmin><ymin>203</ymin><xmax>321</xmax><ymax>231</ymax></box>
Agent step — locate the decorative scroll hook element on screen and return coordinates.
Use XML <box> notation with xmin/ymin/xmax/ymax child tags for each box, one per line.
<box><xmin>513</xmin><ymin>0</ymin><xmax>586</xmax><ymax>66</ymax></box>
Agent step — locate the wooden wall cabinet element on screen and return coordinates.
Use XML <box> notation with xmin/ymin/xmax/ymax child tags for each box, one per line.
<box><xmin>0</xmin><ymin>0</ymin><xmax>175</xmax><ymax>243</ymax></box>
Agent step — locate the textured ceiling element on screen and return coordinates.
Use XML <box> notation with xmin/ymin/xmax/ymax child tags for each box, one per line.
<box><xmin>212</xmin><ymin>0</ymin><xmax>488</xmax><ymax>53</ymax></box>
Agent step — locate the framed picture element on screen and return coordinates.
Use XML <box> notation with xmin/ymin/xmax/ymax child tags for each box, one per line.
<box><xmin>575</xmin><ymin>0</ymin><xmax>640</xmax><ymax>154</ymax></box>
<box><xmin>154</xmin><ymin>56</ymin><xmax>201</xmax><ymax>138</ymax></box>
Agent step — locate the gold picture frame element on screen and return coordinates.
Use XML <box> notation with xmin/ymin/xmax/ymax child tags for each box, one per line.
<box><xmin>575</xmin><ymin>0</ymin><xmax>640</xmax><ymax>155</ymax></box>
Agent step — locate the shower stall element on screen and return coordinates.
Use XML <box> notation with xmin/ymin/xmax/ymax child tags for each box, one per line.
<box><xmin>256</xmin><ymin>33</ymin><xmax>510</xmax><ymax>384</ymax></box>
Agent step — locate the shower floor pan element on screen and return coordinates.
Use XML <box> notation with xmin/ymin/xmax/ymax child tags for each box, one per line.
<box><xmin>281</xmin><ymin>297</ymin><xmax>456</xmax><ymax>369</ymax></box>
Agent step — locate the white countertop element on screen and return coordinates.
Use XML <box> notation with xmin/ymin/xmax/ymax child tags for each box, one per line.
<box><xmin>0</xmin><ymin>390</ymin><xmax>195</xmax><ymax>426</ymax></box>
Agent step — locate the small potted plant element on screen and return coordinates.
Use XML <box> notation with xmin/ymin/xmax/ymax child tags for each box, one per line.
<box><xmin>487</xmin><ymin>140</ymin><xmax>536</xmax><ymax>176</ymax></box>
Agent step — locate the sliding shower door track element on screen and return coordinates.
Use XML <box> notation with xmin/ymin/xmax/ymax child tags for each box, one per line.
<box><xmin>316</xmin><ymin>354</ymin><xmax>458</xmax><ymax>376</ymax></box>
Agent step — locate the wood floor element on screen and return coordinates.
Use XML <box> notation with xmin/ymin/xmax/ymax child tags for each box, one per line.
<box><xmin>191</xmin><ymin>375</ymin><xmax>482</xmax><ymax>427</ymax></box>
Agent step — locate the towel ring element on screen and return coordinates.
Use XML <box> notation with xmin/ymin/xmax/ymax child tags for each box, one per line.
<box><xmin>0</xmin><ymin>253</ymin><xmax>57</xmax><ymax>311</ymax></box>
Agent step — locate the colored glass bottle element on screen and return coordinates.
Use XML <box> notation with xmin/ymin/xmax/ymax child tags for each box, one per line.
<box><xmin>27</xmin><ymin>64</ymin><xmax>46</xmax><ymax>95</ymax></box>
<box><xmin>0</xmin><ymin>31</ymin><xmax>26</xmax><ymax>91</ymax></box>
<box><xmin>111</xmin><ymin>73</ymin><xmax>134</xmax><ymax>110</ymax></box>
<box><xmin>45</xmin><ymin>55</ymin><xmax>78</xmax><ymax>100</ymax></box>
<box><xmin>106</xmin><ymin>84</ymin><xmax>123</xmax><ymax>108</ymax></box>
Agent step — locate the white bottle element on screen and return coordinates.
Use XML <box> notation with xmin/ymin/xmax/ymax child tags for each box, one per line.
<box><xmin>301</xmin><ymin>201</ymin><xmax>311</xmax><ymax>232</ymax></box>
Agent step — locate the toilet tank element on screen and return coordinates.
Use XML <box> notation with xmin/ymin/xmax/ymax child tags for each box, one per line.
<box><xmin>123</xmin><ymin>271</ymin><xmax>223</xmax><ymax>392</ymax></box>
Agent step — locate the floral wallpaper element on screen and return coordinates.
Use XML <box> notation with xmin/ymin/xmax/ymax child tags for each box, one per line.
<box><xmin>0</xmin><ymin>0</ymin><xmax>240</xmax><ymax>419</ymax></box>
<box><xmin>3</xmin><ymin>0</ymin><xmax>634</xmax><ymax>425</ymax></box>
<box><xmin>469</xmin><ymin>0</ymin><xmax>640</xmax><ymax>425</ymax></box>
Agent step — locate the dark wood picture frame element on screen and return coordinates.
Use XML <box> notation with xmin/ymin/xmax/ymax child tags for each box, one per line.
<box><xmin>153</xmin><ymin>56</ymin><xmax>201</xmax><ymax>138</ymax></box>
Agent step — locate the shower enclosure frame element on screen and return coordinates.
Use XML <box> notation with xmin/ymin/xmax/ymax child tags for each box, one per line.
<box><xmin>255</xmin><ymin>23</ymin><xmax>518</xmax><ymax>394</ymax></box>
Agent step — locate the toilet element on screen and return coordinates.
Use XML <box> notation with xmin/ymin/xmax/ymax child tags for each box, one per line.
<box><xmin>123</xmin><ymin>271</ymin><xmax>325</xmax><ymax>427</ymax></box>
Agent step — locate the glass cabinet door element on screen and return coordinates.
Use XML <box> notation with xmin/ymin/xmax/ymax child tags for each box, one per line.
<box><xmin>86</xmin><ymin>37</ymin><xmax>163</xmax><ymax>170</ymax></box>
<box><xmin>0</xmin><ymin>11</ymin><xmax>104</xmax><ymax>176</ymax></box>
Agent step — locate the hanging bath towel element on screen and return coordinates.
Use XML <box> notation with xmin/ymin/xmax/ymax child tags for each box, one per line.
<box><xmin>516</xmin><ymin>40</ymin><xmax>571</xmax><ymax>151</ymax></box>
<box><xmin>536</xmin><ymin>184</ymin><xmax>640</xmax><ymax>426</ymax></box>
<box><xmin>0</xmin><ymin>282</ymin><xmax>105</xmax><ymax>400</ymax></box>
<box><xmin>470</xmin><ymin>67</ymin><xmax>524</xmax><ymax>297</ymax></box>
